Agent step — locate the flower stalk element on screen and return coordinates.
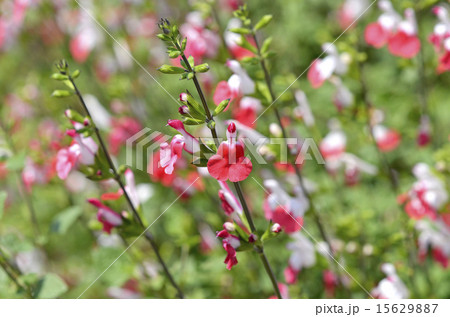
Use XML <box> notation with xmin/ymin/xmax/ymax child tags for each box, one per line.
<box><xmin>160</xmin><ymin>20</ymin><xmax>281</xmax><ymax>298</ymax></box>
<box><xmin>250</xmin><ymin>30</ymin><xmax>336</xmax><ymax>260</ymax></box>
<box><xmin>61</xmin><ymin>69</ymin><xmax>184</xmax><ymax>299</ymax></box>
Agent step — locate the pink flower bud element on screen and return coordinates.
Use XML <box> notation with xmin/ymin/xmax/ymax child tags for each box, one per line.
<box><xmin>271</xmin><ymin>223</ymin><xmax>282</xmax><ymax>233</ymax></box>
<box><xmin>248</xmin><ymin>233</ymin><xmax>257</xmax><ymax>243</ymax></box>
<box><xmin>179</xmin><ymin>92</ymin><xmax>188</xmax><ymax>102</ymax></box>
<box><xmin>227</xmin><ymin>122</ymin><xmax>236</xmax><ymax>133</ymax></box>
<box><xmin>223</xmin><ymin>222</ymin><xmax>235</xmax><ymax>232</ymax></box>
<box><xmin>178</xmin><ymin>105</ymin><xmax>189</xmax><ymax>115</ymax></box>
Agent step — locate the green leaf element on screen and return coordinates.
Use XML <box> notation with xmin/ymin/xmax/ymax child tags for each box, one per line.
<box><xmin>240</xmin><ymin>56</ymin><xmax>260</xmax><ymax>65</ymax></box>
<box><xmin>188</xmin><ymin>55</ymin><xmax>195</xmax><ymax>68</ymax></box>
<box><xmin>230</xmin><ymin>27</ymin><xmax>251</xmax><ymax>35</ymax></box>
<box><xmin>181</xmin><ymin>37</ymin><xmax>187</xmax><ymax>51</ymax></box>
<box><xmin>0</xmin><ymin>191</ymin><xmax>7</xmax><ymax>220</ymax></box>
<box><xmin>183</xmin><ymin>118</ymin><xmax>204</xmax><ymax>125</ymax></box>
<box><xmin>213</xmin><ymin>99</ymin><xmax>230</xmax><ymax>116</ymax></box>
<box><xmin>51</xmin><ymin>73</ymin><xmax>68</xmax><ymax>81</ymax></box>
<box><xmin>63</xmin><ymin>80</ymin><xmax>75</xmax><ymax>90</ymax></box>
<box><xmin>34</xmin><ymin>274</ymin><xmax>68</xmax><ymax>299</ymax></box>
<box><xmin>193</xmin><ymin>63</ymin><xmax>210</xmax><ymax>73</ymax></box>
<box><xmin>51</xmin><ymin>90</ymin><xmax>72</xmax><ymax>98</ymax></box>
<box><xmin>237</xmin><ymin>36</ymin><xmax>258</xmax><ymax>54</ymax></box>
<box><xmin>254</xmin><ymin>15</ymin><xmax>273</xmax><ymax>31</ymax></box>
<box><xmin>157</xmin><ymin>65</ymin><xmax>186</xmax><ymax>74</ymax></box>
<box><xmin>71</xmin><ymin>69</ymin><xmax>80</xmax><ymax>79</ymax></box>
<box><xmin>261</xmin><ymin>37</ymin><xmax>272</xmax><ymax>55</ymax></box>
<box><xmin>169</xmin><ymin>50</ymin><xmax>181</xmax><ymax>59</ymax></box>
<box><xmin>50</xmin><ymin>206</ymin><xmax>83</xmax><ymax>235</ymax></box>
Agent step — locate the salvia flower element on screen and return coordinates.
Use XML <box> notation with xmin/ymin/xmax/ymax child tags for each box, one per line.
<box><xmin>401</xmin><ymin>163</ymin><xmax>448</xmax><ymax>220</ymax></box>
<box><xmin>371</xmin><ymin>263</ymin><xmax>409</xmax><ymax>299</ymax></box>
<box><xmin>207</xmin><ymin>122</ymin><xmax>253</xmax><ymax>182</ymax></box>
<box><xmin>167</xmin><ymin>119</ymin><xmax>200</xmax><ymax>154</ymax></box>
<box><xmin>416</xmin><ymin>219</ymin><xmax>450</xmax><ymax>268</ymax></box>
<box><xmin>216</xmin><ymin>227</ymin><xmax>241</xmax><ymax>270</ymax></box>
<box><xmin>308</xmin><ymin>43</ymin><xmax>348</xmax><ymax>89</ymax></box>
<box><xmin>284</xmin><ymin>232</ymin><xmax>316</xmax><ymax>284</ymax></box>
<box><xmin>87</xmin><ymin>198</ymin><xmax>123</xmax><ymax>234</ymax></box>
<box><xmin>365</xmin><ymin>1</ymin><xmax>420</xmax><ymax>59</ymax></box>
<box><xmin>218</xmin><ymin>181</ymin><xmax>243</xmax><ymax>216</ymax></box>
<box><xmin>263</xmin><ymin>179</ymin><xmax>307</xmax><ymax>233</ymax></box>
<box><xmin>429</xmin><ymin>6</ymin><xmax>450</xmax><ymax>73</ymax></box>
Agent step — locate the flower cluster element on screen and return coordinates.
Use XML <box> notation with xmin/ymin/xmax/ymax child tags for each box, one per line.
<box><xmin>365</xmin><ymin>0</ymin><xmax>420</xmax><ymax>59</ymax></box>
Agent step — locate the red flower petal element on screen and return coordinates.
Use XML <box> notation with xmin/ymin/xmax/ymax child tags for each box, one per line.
<box><xmin>388</xmin><ymin>31</ymin><xmax>421</xmax><ymax>59</ymax></box>
<box><xmin>207</xmin><ymin>154</ymin><xmax>230</xmax><ymax>181</ymax></box>
<box><xmin>271</xmin><ymin>207</ymin><xmax>303</xmax><ymax>233</ymax></box>
<box><xmin>365</xmin><ymin>22</ymin><xmax>389</xmax><ymax>49</ymax></box>
<box><xmin>307</xmin><ymin>60</ymin><xmax>325</xmax><ymax>89</ymax></box>
<box><xmin>228</xmin><ymin>157</ymin><xmax>253</xmax><ymax>182</ymax></box>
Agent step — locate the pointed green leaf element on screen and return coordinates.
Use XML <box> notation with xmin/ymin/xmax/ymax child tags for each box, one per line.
<box><xmin>213</xmin><ymin>99</ymin><xmax>230</xmax><ymax>116</ymax></box>
<box><xmin>51</xmin><ymin>90</ymin><xmax>72</xmax><ymax>98</ymax></box>
<box><xmin>50</xmin><ymin>206</ymin><xmax>83</xmax><ymax>235</ymax></box>
<box><xmin>157</xmin><ymin>65</ymin><xmax>186</xmax><ymax>74</ymax></box>
<box><xmin>230</xmin><ymin>27</ymin><xmax>251</xmax><ymax>35</ymax></box>
<box><xmin>193</xmin><ymin>63</ymin><xmax>210</xmax><ymax>73</ymax></box>
<box><xmin>254</xmin><ymin>15</ymin><xmax>273</xmax><ymax>31</ymax></box>
<box><xmin>261</xmin><ymin>37</ymin><xmax>272</xmax><ymax>55</ymax></box>
<box><xmin>34</xmin><ymin>274</ymin><xmax>68</xmax><ymax>299</ymax></box>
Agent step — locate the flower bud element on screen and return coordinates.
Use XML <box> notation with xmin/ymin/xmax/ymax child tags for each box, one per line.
<box><xmin>248</xmin><ymin>233</ymin><xmax>257</xmax><ymax>243</ymax></box>
<box><xmin>178</xmin><ymin>105</ymin><xmax>189</xmax><ymax>115</ymax></box>
<box><xmin>271</xmin><ymin>223</ymin><xmax>282</xmax><ymax>233</ymax></box>
<box><xmin>179</xmin><ymin>92</ymin><xmax>188</xmax><ymax>102</ymax></box>
<box><xmin>223</xmin><ymin>222</ymin><xmax>235</xmax><ymax>232</ymax></box>
<box><xmin>227</xmin><ymin>122</ymin><xmax>236</xmax><ymax>133</ymax></box>
<box><xmin>269</xmin><ymin>123</ymin><xmax>282</xmax><ymax>137</ymax></box>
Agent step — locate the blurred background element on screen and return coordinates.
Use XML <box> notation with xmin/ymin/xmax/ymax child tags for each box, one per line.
<box><xmin>0</xmin><ymin>0</ymin><xmax>449</xmax><ymax>299</ymax></box>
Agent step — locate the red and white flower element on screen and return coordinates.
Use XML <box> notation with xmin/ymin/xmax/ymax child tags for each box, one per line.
<box><xmin>263</xmin><ymin>179</ymin><xmax>307</xmax><ymax>233</ymax></box>
<box><xmin>179</xmin><ymin>11</ymin><xmax>220</xmax><ymax>64</ymax></box>
<box><xmin>218</xmin><ymin>181</ymin><xmax>243</xmax><ymax>216</ymax></box>
<box><xmin>417</xmin><ymin>115</ymin><xmax>431</xmax><ymax>147</ymax></box>
<box><xmin>284</xmin><ymin>232</ymin><xmax>316</xmax><ymax>284</ymax></box>
<box><xmin>372</xmin><ymin>263</ymin><xmax>409</xmax><ymax>299</ymax></box>
<box><xmin>216</xmin><ymin>226</ymin><xmax>241</xmax><ymax>270</ymax></box>
<box><xmin>337</xmin><ymin>0</ymin><xmax>369</xmax><ymax>30</ymax></box>
<box><xmin>401</xmin><ymin>163</ymin><xmax>448</xmax><ymax>220</ymax></box>
<box><xmin>167</xmin><ymin>119</ymin><xmax>200</xmax><ymax>154</ymax></box>
<box><xmin>87</xmin><ymin>198</ymin><xmax>123</xmax><ymax>234</ymax></box>
<box><xmin>429</xmin><ymin>6</ymin><xmax>450</xmax><ymax>73</ymax></box>
<box><xmin>213</xmin><ymin>60</ymin><xmax>255</xmax><ymax>106</ymax></box>
<box><xmin>55</xmin><ymin>121</ymin><xmax>98</xmax><ymax>180</ymax></box>
<box><xmin>308</xmin><ymin>43</ymin><xmax>348</xmax><ymax>88</ymax></box>
<box><xmin>319</xmin><ymin>124</ymin><xmax>346</xmax><ymax>161</ymax></box>
<box><xmin>207</xmin><ymin>123</ymin><xmax>253</xmax><ymax>182</ymax></box>
<box><xmin>365</xmin><ymin>1</ymin><xmax>420</xmax><ymax>59</ymax></box>
<box><xmin>224</xmin><ymin>18</ymin><xmax>256</xmax><ymax>60</ymax></box>
<box><xmin>416</xmin><ymin>219</ymin><xmax>450</xmax><ymax>268</ymax></box>
<box><xmin>233</xmin><ymin>97</ymin><xmax>262</xmax><ymax>128</ymax></box>
<box><xmin>293</xmin><ymin>90</ymin><xmax>315</xmax><ymax>127</ymax></box>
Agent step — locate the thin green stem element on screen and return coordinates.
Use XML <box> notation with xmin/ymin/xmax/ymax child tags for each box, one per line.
<box><xmin>0</xmin><ymin>250</ymin><xmax>32</xmax><ymax>298</ymax></box>
<box><xmin>68</xmin><ymin>77</ymin><xmax>184</xmax><ymax>299</ymax></box>
<box><xmin>252</xmin><ymin>32</ymin><xmax>335</xmax><ymax>258</ymax></box>
<box><xmin>175</xmin><ymin>46</ymin><xmax>281</xmax><ymax>298</ymax></box>
<box><xmin>356</xmin><ymin>48</ymin><xmax>419</xmax><ymax>292</ymax></box>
